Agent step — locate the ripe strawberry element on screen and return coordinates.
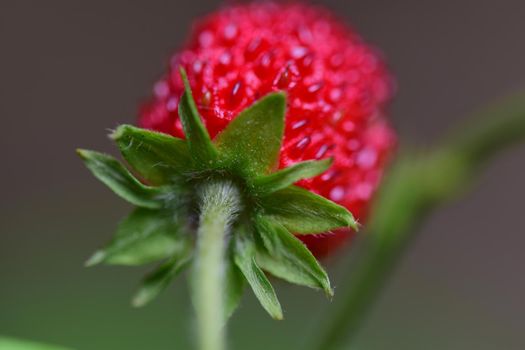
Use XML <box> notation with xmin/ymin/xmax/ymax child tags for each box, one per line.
<box><xmin>79</xmin><ymin>1</ymin><xmax>395</xmax><ymax>324</ymax></box>
<box><xmin>139</xmin><ymin>2</ymin><xmax>396</xmax><ymax>256</ymax></box>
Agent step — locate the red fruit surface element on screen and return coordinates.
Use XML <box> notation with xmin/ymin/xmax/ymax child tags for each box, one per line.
<box><xmin>139</xmin><ymin>2</ymin><xmax>396</xmax><ymax>256</ymax></box>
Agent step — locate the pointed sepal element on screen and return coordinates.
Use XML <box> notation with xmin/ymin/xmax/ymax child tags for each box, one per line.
<box><xmin>111</xmin><ymin>125</ymin><xmax>191</xmax><ymax>185</ymax></box>
<box><xmin>77</xmin><ymin>149</ymin><xmax>164</xmax><ymax>209</ymax></box>
<box><xmin>233</xmin><ymin>227</ymin><xmax>283</xmax><ymax>320</ymax></box>
<box><xmin>86</xmin><ymin>208</ymin><xmax>187</xmax><ymax>266</ymax></box>
<box><xmin>214</xmin><ymin>92</ymin><xmax>286</xmax><ymax>176</ymax></box>
<box><xmin>178</xmin><ymin>68</ymin><xmax>218</xmax><ymax>165</ymax></box>
<box><xmin>253</xmin><ymin>158</ymin><xmax>332</xmax><ymax>194</ymax></box>
<box><xmin>255</xmin><ymin>216</ymin><xmax>333</xmax><ymax>296</ymax></box>
<box><xmin>259</xmin><ymin>185</ymin><xmax>358</xmax><ymax>234</ymax></box>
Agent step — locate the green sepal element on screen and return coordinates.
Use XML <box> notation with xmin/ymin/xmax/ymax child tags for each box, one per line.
<box><xmin>111</xmin><ymin>125</ymin><xmax>191</xmax><ymax>185</ymax></box>
<box><xmin>224</xmin><ymin>253</ymin><xmax>246</xmax><ymax>319</ymax></box>
<box><xmin>253</xmin><ymin>158</ymin><xmax>333</xmax><ymax>194</ymax></box>
<box><xmin>255</xmin><ymin>216</ymin><xmax>333</xmax><ymax>296</ymax></box>
<box><xmin>77</xmin><ymin>149</ymin><xmax>164</xmax><ymax>209</ymax></box>
<box><xmin>178</xmin><ymin>68</ymin><xmax>218</xmax><ymax>165</ymax></box>
<box><xmin>233</xmin><ymin>227</ymin><xmax>283</xmax><ymax>320</ymax></box>
<box><xmin>259</xmin><ymin>185</ymin><xmax>358</xmax><ymax>234</ymax></box>
<box><xmin>86</xmin><ymin>208</ymin><xmax>187</xmax><ymax>266</ymax></box>
<box><xmin>132</xmin><ymin>245</ymin><xmax>192</xmax><ymax>307</ymax></box>
<box><xmin>214</xmin><ymin>92</ymin><xmax>286</xmax><ymax>176</ymax></box>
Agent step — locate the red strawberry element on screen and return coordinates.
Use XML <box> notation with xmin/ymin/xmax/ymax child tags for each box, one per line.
<box><xmin>139</xmin><ymin>2</ymin><xmax>396</xmax><ymax>256</ymax></box>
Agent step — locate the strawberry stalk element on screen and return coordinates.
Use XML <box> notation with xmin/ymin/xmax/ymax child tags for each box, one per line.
<box><xmin>193</xmin><ymin>180</ymin><xmax>240</xmax><ymax>350</ymax></box>
<box><xmin>313</xmin><ymin>91</ymin><xmax>525</xmax><ymax>350</ymax></box>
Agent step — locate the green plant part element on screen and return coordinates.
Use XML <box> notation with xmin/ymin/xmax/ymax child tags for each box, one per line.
<box><xmin>78</xmin><ymin>69</ymin><xmax>358</xmax><ymax>334</ymax></box>
<box><xmin>0</xmin><ymin>336</ymin><xmax>71</xmax><ymax>350</ymax></box>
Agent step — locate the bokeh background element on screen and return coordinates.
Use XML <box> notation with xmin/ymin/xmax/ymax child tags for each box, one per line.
<box><xmin>1</xmin><ymin>0</ymin><xmax>524</xmax><ymax>349</ymax></box>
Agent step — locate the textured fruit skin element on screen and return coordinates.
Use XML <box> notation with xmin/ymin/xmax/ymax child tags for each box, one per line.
<box><xmin>139</xmin><ymin>2</ymin><xmax>396</xmax><ymax>256</ymax></box>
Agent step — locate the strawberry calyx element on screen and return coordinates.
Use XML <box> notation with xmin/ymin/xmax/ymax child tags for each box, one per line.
<box><xmin>78</xmin><ymin>68</ymin><xmax>358</xmax><ymax>319</ymax></box>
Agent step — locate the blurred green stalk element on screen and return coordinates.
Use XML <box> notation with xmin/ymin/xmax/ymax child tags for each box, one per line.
<box><xmin>313</xmin><ymin>91</ymin><xmax>525</xmax><ymax>350</ymax></box>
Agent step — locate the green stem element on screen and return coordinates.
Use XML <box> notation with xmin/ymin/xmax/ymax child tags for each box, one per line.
<box><xmin>193</xmin><ymin>180</ymin><xmax>241</xmax><ymax>350</ymax></box>
<box><xmin>313</xmin><ymin>91</ymin><xmax>525</xmax><ymax>350</ymax></box>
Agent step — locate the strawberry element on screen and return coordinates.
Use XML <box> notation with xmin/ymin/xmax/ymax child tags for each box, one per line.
<box><xmin>139</xmin><ymin>2</ymin><xmax>396</xmax><ymax>256</ymax></box>
<box><xmin>78</xmin><ymin>1</ymin><xmax>395</xmax><ymax>325</ymax></box>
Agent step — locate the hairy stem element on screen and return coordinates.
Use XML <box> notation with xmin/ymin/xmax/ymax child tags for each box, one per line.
<box><xmin>193</xmin><ymin>180</ymin><xmax>241</xmax><ymax>350</ymax></box>
<box><xmin>313</xmin><ymin>91</ymin><xmax>525</xmax><ymax>350</ymax></box>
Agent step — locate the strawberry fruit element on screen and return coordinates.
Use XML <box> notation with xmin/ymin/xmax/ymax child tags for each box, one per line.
<box><xmin>78</xmin><ymin>2</ymin><xmax>395</xmax><ymax>320</ymax></box>
<box><xmin>140</xmin><ymin>2</ymin><xmax>396</xmax><ymax>256</ymax></box>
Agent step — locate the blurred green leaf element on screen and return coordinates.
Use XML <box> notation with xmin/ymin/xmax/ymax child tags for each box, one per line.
<box><xmin>215</xmin><ymin>93</ymin><xmax>286</xmax><ymax>176</ymax></box>
<box><xmin>259</xmin><ymin>185</ymin><xmax>358</xmax><ymax>234</ymax></box>
<box><xmin>111</xmin><ymin>125</ymin><xmax>191</xmax><ymax>185</ymax></box>
<box><xmin>0</xmin><ymin>336</ymin><xmax>71</xmax><ymax>350</ymax></box>
<box><xmin>77</xmin><ymin>149</ymin><xmax>163</xmax><ymax>209</ymax></box>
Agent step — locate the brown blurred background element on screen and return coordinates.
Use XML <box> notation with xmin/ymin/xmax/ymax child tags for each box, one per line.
<box><xmin>1</xmin><ymin>0</ymin><xmax>524</xmax><ymax>349</ymax></box>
